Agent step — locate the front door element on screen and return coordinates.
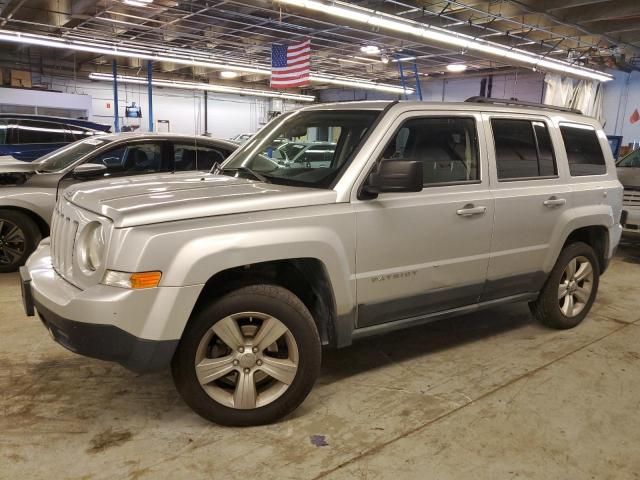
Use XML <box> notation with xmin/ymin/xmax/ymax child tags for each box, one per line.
<box><xmin>57</xmin><ymin>141</ymin><xmax>166</xmax><ymax>196</ymax></box>
<box><xmin>353</xmin><ymin>112</ymin><xmax>494</xmax><ymax>328</ymax></box>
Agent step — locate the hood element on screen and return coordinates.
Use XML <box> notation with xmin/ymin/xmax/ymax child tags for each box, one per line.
<box><xmin>616</xmin><ymin>167</ymin><xmax>640</xmax><ymax>189</ymax></box>
<box><xmin>64</xmin><ymin>172</ymin><xmax>338</xmax><ymax>228</ymax></box>
<box><xmin>0</xmin><ymin>158</ymin><xmax>40</xmax><ymax>186</ymax></box>
<box><xmin>0</xmin><ymin>158</ymin><xmax>41</xmax><ymax>173</ymax></box>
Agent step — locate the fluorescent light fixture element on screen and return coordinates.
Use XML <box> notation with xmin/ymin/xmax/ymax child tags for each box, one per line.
<box><xmin>446</xmin><ymin>64</ymin><xmax>467</xmax><ymax>72</ymax></box>
<box><xmin>276</xmin><ymin>0</ymin><xmax>613</xmax><ymax>82</ymax></box>
<box><xmin>308</xmin><ymin>73</ymin><xmax>413</xmax><ymax>93</ymax></box>
<box><xmin>220</xmin><ymin>71</ymin><xmax>239</xmax><ymax>79</ymax></box>
<box><xmin>0</xmin><ymin>29</ymin><xmax>409</xmax><ymax>94</ymax></box>
<box><xmin>392</xmin><ymin>56</ymin><xmax>416</xmax><ymax>63</ymax></box>
<box><xmin>123</xmin><ymin>0</ymin><xmax>151</xmax><ymax>6</ymax></box>
<box><xmin>89</xmin><ymin>73</ymin><xmax>316</xmax><ymax>102</ymax></box>
<box><xmin>360</xmin><ymin>45</ymin><xmax>381</xmax><ymax>55</ymax></box>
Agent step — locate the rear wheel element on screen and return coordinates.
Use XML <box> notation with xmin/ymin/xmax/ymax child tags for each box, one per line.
<box><xmin>0</xmin><ymin>210</ymin><xmax>41</xmax><ymax>273</ymax></box>
<box><xmin>172</xmin><ymin>284</ymin><xmax>321</xmax><ymax>426</ymax></box>
<box><xmin>530</xmin><ymin>242</ymin><xmax>599</xmax><ymax>329</ymax></box>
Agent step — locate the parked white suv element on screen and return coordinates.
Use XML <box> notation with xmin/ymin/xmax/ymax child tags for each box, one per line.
<box><xmin>21</xmin><ymin>98</ymin><xmax>624</xmax><ymax>426</ymax></box>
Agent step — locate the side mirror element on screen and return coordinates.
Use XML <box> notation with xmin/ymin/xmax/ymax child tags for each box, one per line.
<box><xmin>72</xmin><ymin>163</ymin><xmax>107</xmax><ymax>179</ymax></box>
<box><xmin>362</xmin><ymin>159</ymin><xmax>423</xmax><ymax>197</ymax></box>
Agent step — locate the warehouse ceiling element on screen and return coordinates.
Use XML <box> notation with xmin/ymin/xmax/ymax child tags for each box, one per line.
<box><xmin>0</xmin><ymin>0</ymin><xmax>638</xmax><ymax>91</ymax></box>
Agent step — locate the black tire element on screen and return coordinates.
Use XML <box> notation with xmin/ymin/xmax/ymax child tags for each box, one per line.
<box><xmin>0</xmin><ymin>209</ymin><xmax>41</xmax><ymax>273</ymax></box>
<box><xmin>529</xmin><ymin>242</ymin><xmax>600</xmax><ymax>329</ymax></box>
<box><xmin>172</xmin><ymin>284</ymin><xmax>322</xmax><ymax>426</ymax></box>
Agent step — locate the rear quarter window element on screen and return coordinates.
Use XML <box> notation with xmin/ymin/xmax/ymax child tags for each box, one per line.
<box><xmin>560</xmin><ymin>125</ymin><xmax>607</xmax><ymax>176</ymax></box>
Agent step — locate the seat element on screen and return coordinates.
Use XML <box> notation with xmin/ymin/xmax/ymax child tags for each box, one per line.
<box><xmin>130</xmin><ymin>149</ymin><xmax>151</xmax><ymax>171</ymax></box>
<box><xmin>176</xmin><ymin>149</ymin><xmax>196</xmax><ymax>171</ymax></box>
<box><xmin>410</xmin><ymin>136</ymin><xmax>467</xmax><ymax>184</ymax></box>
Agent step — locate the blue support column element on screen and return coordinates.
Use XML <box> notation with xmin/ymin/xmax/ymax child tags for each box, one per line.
<box><xmin>412</xmin><ymin>60</ymin><xmax>423</xmax><ymax>101</ymax></box>
<box><xmin>396</xmin><ymin>55</ymin><xmax>408</xmax><ymax>100</ymax></box>
<box><xmin>112</xmin><ymin>60</ymin><xmax>120</xmax><ymax>133</ymax></box>
<box><xmin>147</xmin><ymin>60</ymin><xmax>154</xmax><ymax>132</ymax></box>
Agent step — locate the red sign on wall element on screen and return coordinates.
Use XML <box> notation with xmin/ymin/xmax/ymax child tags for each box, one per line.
<box><xmin>106</xmin><ymin>102</ymin><xmax>111</xmax><ymax>109</ymax></box>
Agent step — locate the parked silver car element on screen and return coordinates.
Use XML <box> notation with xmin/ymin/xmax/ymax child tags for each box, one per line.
<box><xmin>0</xmin><ymin>133</ymin><xmax>236</xmax><ymax>272</ymax></box>
<box><xmin>616</xmin><ymin>150</ymin><xmax>640</xmax><ymax>239</ymax></box>
<box><xmin>22</xmin><ymin>99</ymin><xmax>623</xmax><ymax>426</ymax></box>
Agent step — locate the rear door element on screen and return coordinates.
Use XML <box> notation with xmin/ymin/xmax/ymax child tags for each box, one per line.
<box><xmin>481</xmin><ymin>113</ymin><xmax>571</xmax><ymax>300</ymax></box>
<box><xmin>0</xmin><ymin>118</ymin><xmax>17</xmax><ymax>157</ymax></box>
<box><xmin>171</xmin><ymin>142</ymin><xmax>230</xmax><ymax>171</ymax></box>
<box><xmin>13</xmin><ymin>120</ymin><xmax>70</xmax><ymax>161</ymax></box>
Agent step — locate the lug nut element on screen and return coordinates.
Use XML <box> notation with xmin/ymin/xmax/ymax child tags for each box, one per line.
<box><xmin>233</xmin><ymin>359</ymin><xmax>239</xmax><ymax>366</ymax></box>
<box><xmin>238</xmin><ymin>346</ymin><xmax>244</xmax><ymax>353</ymax></box>
<box><xmin>252</xmin><ymin>347</ymin><xmax>258</xmax><ymax>353</ymax></box>
<box><xmin>256</xmin><ymin>360</ymin><xmax>263</xmax><ymax>366</ymax></box>
<box><xmin>244</xmin><ymin>368</ymin><xmax>250</xmax><ymax>374</ymax></box>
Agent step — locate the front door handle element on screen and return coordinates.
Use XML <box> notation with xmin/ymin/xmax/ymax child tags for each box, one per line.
<box><xmin>543</xmin><ymin>196</ymin><xmax>566</xmax><ymax>208</ymax></box>
<box><xmin>456</xmin><ymin>204</ymin><xmax>487</xmax><ymax>217</ymax></box>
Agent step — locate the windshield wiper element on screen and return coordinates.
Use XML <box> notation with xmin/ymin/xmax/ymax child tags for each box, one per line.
<box><xmin>221</xmin><ymin>166</ymin><xmax>270</xmax><ymax>183</ymax></box>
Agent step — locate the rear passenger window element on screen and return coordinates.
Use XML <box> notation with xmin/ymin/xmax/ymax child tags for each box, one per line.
<box><xmin>560</xmin><ymin>125</ymin><xmax>606</xmax><ymax>176</ymax></box>
<box><xmin>173</xmin><ymin>144</ymin><xmax>228</xmax><ymax>171</ymax></box>
<box><xmin>16</xmin><ymin>120</ymin><xmax>69</xmax><ymax>144</ymax></box>
<box><xmin>381</xmin><ymin>117</ymin><xmax>479</xmax><ymax>185</ymax></box>
<box><xmin>0</xmin><ymin>120</ymin><xmax>8</xmax><ymax>144</ymax></box>
<box><xmin>491</xmin><ymin>119</ymin><xmax>557</xmax><ymax>180</ymax></box>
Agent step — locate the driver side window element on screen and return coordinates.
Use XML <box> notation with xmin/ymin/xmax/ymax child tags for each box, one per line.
<box><xmin>90</xmin><ymin>143</ymin><xmax>162</xmax><ymax>175</ymax></box>
<box><xmin>381</xmin><ymin>116</ymin><xmax>480</xmax><ymax>186</ymax></box>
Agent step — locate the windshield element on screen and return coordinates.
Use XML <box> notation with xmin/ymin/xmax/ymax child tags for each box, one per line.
<box><xmin>38</xmin><ymin>137</ymin><xmax>113</xmax><ymax>173</ymax></box>
<box><xmin>222</xmin><ymin>109</ymin><xmax>381</xmax><ymax>188</ymax></box>
<box><xmin>617</xmin><ymin>150</ymin><xmax>640</xmax><ymax>168</ymax></box>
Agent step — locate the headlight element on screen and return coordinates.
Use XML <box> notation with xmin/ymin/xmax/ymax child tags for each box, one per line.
<box><xmin>77</xmin><ymin>221</ymin><xmax>105</xmax><ymax>272</ymax></box>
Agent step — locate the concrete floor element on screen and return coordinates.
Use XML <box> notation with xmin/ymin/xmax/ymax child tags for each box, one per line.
<box><xmin>1</xmin><ymin>243</ymin><xmax>640</xmax><ymax>480</ymax></box>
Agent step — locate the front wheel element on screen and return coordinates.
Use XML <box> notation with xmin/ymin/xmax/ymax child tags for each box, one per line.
<box><xmin>530</xmin><ymin>242</ymin><xmax>600</xmax><ymax>329</ymax></box>
<box><xmin>172</xmin><ymin>284</ymin><xmax>322</xmax><ymax>426</ymax></box>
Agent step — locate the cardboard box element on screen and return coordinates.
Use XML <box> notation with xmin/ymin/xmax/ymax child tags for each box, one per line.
<box><xmin>10</xmin><ymin>70</ymin><xmax>32</xmax><ymax>88</ymax></box>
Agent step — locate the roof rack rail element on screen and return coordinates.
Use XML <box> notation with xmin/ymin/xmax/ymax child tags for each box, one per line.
<box><xmin>464</xmin><ymin>96</ymin><xmax>582</xmax><ymax>115</ymax></box>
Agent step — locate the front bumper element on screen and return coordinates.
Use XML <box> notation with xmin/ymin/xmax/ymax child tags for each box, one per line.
<box><xmin>22</xmin><ymin>243</ymin><xmax>203</xmax><ymax>372</ymax></box>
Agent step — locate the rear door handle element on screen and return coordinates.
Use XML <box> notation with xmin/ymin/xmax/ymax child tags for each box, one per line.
<box><xmin>456</xmin><ymin>204</ymin><xmax>487</xmax><ymax>217</ymax></box>
<box><xmin>543</xmin><ymin>196</ymin><xmax>566</xmax><ymax>208</ymax></box>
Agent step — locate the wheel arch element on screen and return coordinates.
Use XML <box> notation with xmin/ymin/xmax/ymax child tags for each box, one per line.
<box><xmin>188</xmin><ymin>258</ymin><xmax>339</xmax><ymax>347</ymax></box>
<box><xmin>0</xmin><ymin>205</ymin><xmax>49</xmax><ymax>238</ymax></box>
<box><xmin>561</xmin><ymin>225</ymin><xmax>609</xmax><ymax>274</ymax></box>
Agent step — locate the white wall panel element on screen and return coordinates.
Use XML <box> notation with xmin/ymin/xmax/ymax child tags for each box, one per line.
<box><xmin>602</xmin><ymin>69</ymin><xmax>640</xmax><ymax>145</ymax></box>
<box><xmin>0</xmin><ymin>87</ymin><xmax>92</xmax><ymax>116</ymax></box>
<box><xmin>3</xmin><ymin>76</ymin><xmax>276</xmax><ymax>139</ymax></box>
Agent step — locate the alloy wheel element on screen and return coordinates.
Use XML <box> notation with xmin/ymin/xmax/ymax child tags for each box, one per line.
<box><xmin>0</xmin><ymin>219</ymin><xmax>26</xmax><ymax>266</ymax></box>
<box><xmin>195</xmin><ymin>311</ymin><xmax>299</xmax><ymax>409</ymax></box>
<box><xmin>558</xmin><ymin>255</ymin><xmax>594</xmax><ymax>318</ymax></box>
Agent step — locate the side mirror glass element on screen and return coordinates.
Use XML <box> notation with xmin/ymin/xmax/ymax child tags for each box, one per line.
<box><xmin>362</xmin><ymin>159</ymin><xmax>423</xmax><ymax>197</ymax></box>
<box><xmin>72</xmin><ymin>163</ymin><xmax>107</xmax><ymax>179</ymax></box>
<box><xmin>101</xmin><ymin>156</ymin><xmax>123</xmax><ymax>169</ymax></box>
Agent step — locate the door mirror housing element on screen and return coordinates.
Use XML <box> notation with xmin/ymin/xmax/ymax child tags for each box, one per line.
<box><xmin>72</xmin><ymin>163</ymin><xmax>107</xmax><ymax>179</ymax></box>
<box><xmin>362</xmin><ymin>159</ymin><xmax>423</xmax><ymax>197</ymax></box>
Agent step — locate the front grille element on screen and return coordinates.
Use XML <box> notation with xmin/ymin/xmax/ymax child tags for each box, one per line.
<box><xmin>50</xmin><ymin>205</ymin><xmax>79</xmax><ymax>281</ymax></box>
<box><xmin>623</xmin><ymin>187</ymin><xmax>640</xmax><ymax>206</ymax></box>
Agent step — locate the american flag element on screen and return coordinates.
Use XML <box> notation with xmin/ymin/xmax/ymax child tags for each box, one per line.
<box><xmin>271</xmin><ymin>39</ymin><xmax>311</xmax><ymax>88</ymax></box>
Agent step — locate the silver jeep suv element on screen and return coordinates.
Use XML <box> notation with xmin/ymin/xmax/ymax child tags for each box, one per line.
<box><xmin>21</xmin><ymin>98</ymin><xmax>624</xmax><ymax>426</ymax></box>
